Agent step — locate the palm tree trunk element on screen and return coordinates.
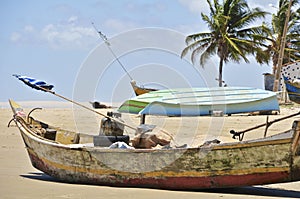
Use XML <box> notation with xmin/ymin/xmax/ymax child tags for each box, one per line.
<box><xmin>218</xmin><ymin>57</ymin><xmax>224</xmax><ymax>87</ymax></box>
<box><xmin>273</xmin><ymin>0</ymin><xmax>293</xmax><ymax>92</ymax></box>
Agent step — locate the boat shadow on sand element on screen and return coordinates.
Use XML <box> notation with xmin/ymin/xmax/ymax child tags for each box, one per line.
<box><xmin>20</xmin><ymin>172</ymin><xmax>61</xmax><ymax>183</ymax></box>
<box><xmin>21</xmin><ymin>172</ymin><xmax>300</xmax><ymax>198</ymax></box>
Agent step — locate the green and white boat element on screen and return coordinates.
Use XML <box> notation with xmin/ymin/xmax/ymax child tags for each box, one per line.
<box><xmin>118</xmin><ymin>87</ymin><xmax>279</xmax><ymax>116</ymax></box>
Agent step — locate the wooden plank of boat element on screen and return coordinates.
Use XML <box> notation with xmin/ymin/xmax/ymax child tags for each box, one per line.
<box><xmin>118</xmin><ymin>87</ymin><xmax>279</xmax><ymax>116</ymax></box>
<box><xmin>8</xmin><ymin>99</ymin><xmax>300</xmax><ymax>190</ymax></box>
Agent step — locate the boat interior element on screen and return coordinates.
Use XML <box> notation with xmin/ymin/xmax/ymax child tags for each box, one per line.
<box><xmin>11</xmin><ymin>110</ymin><xmax>298</xmax><ymax>150</ymax></box>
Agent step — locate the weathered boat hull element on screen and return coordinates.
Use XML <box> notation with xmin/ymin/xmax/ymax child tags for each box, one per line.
<box><xmin>119</xmin><ymin>87</ymin><xmax>279</xmax><ymax>116</ymax></box>
<box><xmin>284</xmin><ymin>78</ymin><xmax>300</xmax><ymax>104</ymax></box>
<box><xmin>10</xmin><ymin>100</ymin><xmax>300</xmax><ymax>189</ymax></box>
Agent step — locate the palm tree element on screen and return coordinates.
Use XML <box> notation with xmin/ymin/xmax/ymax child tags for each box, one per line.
<box><xmin>258</xmin><ymin>0</ymin><xmax>300</xmax><ymax>74</ymax></box>
<box><xmin>181</xmin><ymin>0</ymin><xmax>268</xmax><ymax>87</ymax></box>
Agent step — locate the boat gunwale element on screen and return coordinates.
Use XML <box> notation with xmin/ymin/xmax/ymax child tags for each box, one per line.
<box><xmin>285</xmin><ymin>80</ymin><xmax>300</xmax><ymax>89</ymax></box>
<box><xmin>15</xmin><ymin>115</ymin><xmax>296</xmax><ymax>153</ymax></box>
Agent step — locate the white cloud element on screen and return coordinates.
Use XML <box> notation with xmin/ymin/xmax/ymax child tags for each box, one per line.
<box><xmin>41</xmin><ymin>24</ymin><xmax>59</xmax><ymax>42</ymax></box>
<box><xmin>10</xmin><ymin>32</ymin><xmax>21</xmax><ymax>42</ymax></box>
<box><xmin>178</xmin><ymin>0</ymin><xmax>208</xmax><ymax>14</ymax></box>
<box><xmin>24</xmin><ymin>25</ymin><xmax>34</xmax><ymax>33</ymax></box>
<box><xmin>10</xmin><ymin>16</ymin><xmax>98</xmax><ymax>50</ymax></box>
<box><xmin>68</xmin><ymin>16</ymin><xmax>78</xmax><ymax>24</ymax></box>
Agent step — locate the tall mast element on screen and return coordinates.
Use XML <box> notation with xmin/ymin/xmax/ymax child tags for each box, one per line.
<box><xmin>273</xmin><ymin>0</ymin><xmax>293</xmax><ymax>92</ymax></box>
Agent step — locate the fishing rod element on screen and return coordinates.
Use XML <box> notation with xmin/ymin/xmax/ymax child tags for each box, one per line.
<box><xmin>13</xmin><ymin>75</ymin><xmax>178</xmax><ymax>144</ymax></box>
<box><xmin>12</xmin><ymin>74</ymin><xmax>191</xmax><ymax>146</ymax></box>
<box><xmin>91</xmin><ymin>22</ymin><xmax>134</xmax><ymax>81</ymax></box>
<box><xmin>40</xmin><ymin>87</ymin><xmax>137</xmax><ymax>131</ymax></box>
<box><xmin>12</xmin><ymin>75</ymin><xmax>136</xmax><ymax>130</ymax></box>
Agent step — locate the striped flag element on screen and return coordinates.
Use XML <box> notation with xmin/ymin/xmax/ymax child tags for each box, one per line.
<box><xmin>13</xmin><ymin>74</ymin><xmax>54</xmax><ymax>91</ymax></box>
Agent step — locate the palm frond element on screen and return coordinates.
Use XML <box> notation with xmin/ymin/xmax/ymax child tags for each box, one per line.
<box><xmin>200</xmin><ymin>42</ymin><xmax>217</xmax><ymax>66</ymax></box>
<box><xmin>232</xmin><ymin>9</ymin><xmax>268</xmax><ymax>30</ymax></box>
<box><xmin>181</xmin><ymin>38</ymin><xmax>212</xmax><ymax>62</ymax></box>
<box><xmin>181</xmin><ymin>0</ymin><xmax>299</xmax><ymax>85</ymax></box>
<box><xmin>224</xmin><ymin>35</ymin><xmax>243</xmax><ymax>55</ymax></box>
<box><xmin>185</xmin><ymin>32</ymin><xmax>212</xmax><ymax>44</ymax></box>
<box><xmin>201</xmin><ymin>13</ymin><xmax>214</xmax><ymax>30</ymax></box>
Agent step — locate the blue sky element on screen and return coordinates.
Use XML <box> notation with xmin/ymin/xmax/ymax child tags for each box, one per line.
<box><xmin>0</xmin><ymin>0</ymin><xmax>283</xmax><ymax>103</ymax></box>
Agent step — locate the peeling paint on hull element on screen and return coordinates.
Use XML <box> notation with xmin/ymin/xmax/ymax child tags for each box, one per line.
<box><xmin>9</xmin><ymin>99</ymin><xmax>300</xmax><ymax>190</ymax></box>
<box><xmin>15</xmin><ymin>119</ymin><xmax>300</xmax><ymax>189</ymax></box>
<box><xmin>19</xmin><ymin>127</ymin><xmax>299</xmax><ymax>189</ymax></box>
<box><xmin>28</xmin><ymin>149</ymin><xmax>291</xmax><ymax>189</ymax></box>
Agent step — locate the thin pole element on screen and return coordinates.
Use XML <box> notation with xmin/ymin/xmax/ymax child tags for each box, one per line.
<box><xmin>230</xmin><ymin>110</ymin><xmax>300</xmax><ymax>141</ymax></box>
<box><xmin>273</xmin><ymin>0</ymin><xmax>293</xmax><ymax>92</ymax></box>
<box><xmin>91</xmin><ymin>22</ymin><xmax>134</xmax><ymax>81</ymax></box>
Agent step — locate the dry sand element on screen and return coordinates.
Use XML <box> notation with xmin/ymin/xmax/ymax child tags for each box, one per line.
<box><xmin>1</xmin><ymin>101</ymin><xmax>300</xmax><ymax>199</ymax></box>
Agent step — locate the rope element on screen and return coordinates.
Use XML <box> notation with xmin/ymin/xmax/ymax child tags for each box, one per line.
<box><xmin>91</xmin><ymin>22</ymin><xmax>133</xmax><ymax>80</ymax></box>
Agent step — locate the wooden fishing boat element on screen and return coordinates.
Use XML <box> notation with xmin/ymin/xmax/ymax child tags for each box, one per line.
<box><xmin>8</xmin><ymin>99</ymin><xmax>300</xmax><ymax>189</ymax></box>
<box><xmin>284</xmin><ymin>77</ymin><xmax>300</xmax><ymax>104</ymax></box>
<box><xmin>130</xmin><ymin>80</ymin><xmax>158</xmax><ymax>96</ymax></box>
<box><xmin>119</xmin><ymin>87</ymin><xmax>279</xmax><ymax>116</ymax></box>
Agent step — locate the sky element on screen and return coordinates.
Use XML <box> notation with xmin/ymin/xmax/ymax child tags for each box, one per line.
<box><xmin>0</xmin><ymin>0</ymin><xmax>286</xmax><ymax>104</ymax></box>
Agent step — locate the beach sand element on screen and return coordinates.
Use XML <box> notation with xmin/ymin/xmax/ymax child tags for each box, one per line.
<box><xmin>1</xmin><ymin>101</ymin><xmax>300</xmax><ymax>199</ymax></box>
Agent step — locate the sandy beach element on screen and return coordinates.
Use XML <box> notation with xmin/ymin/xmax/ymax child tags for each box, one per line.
<box><xmin>1</xmin><ymin>101</ymin><xmax>300</xmax><ymax>199</ymax></box>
